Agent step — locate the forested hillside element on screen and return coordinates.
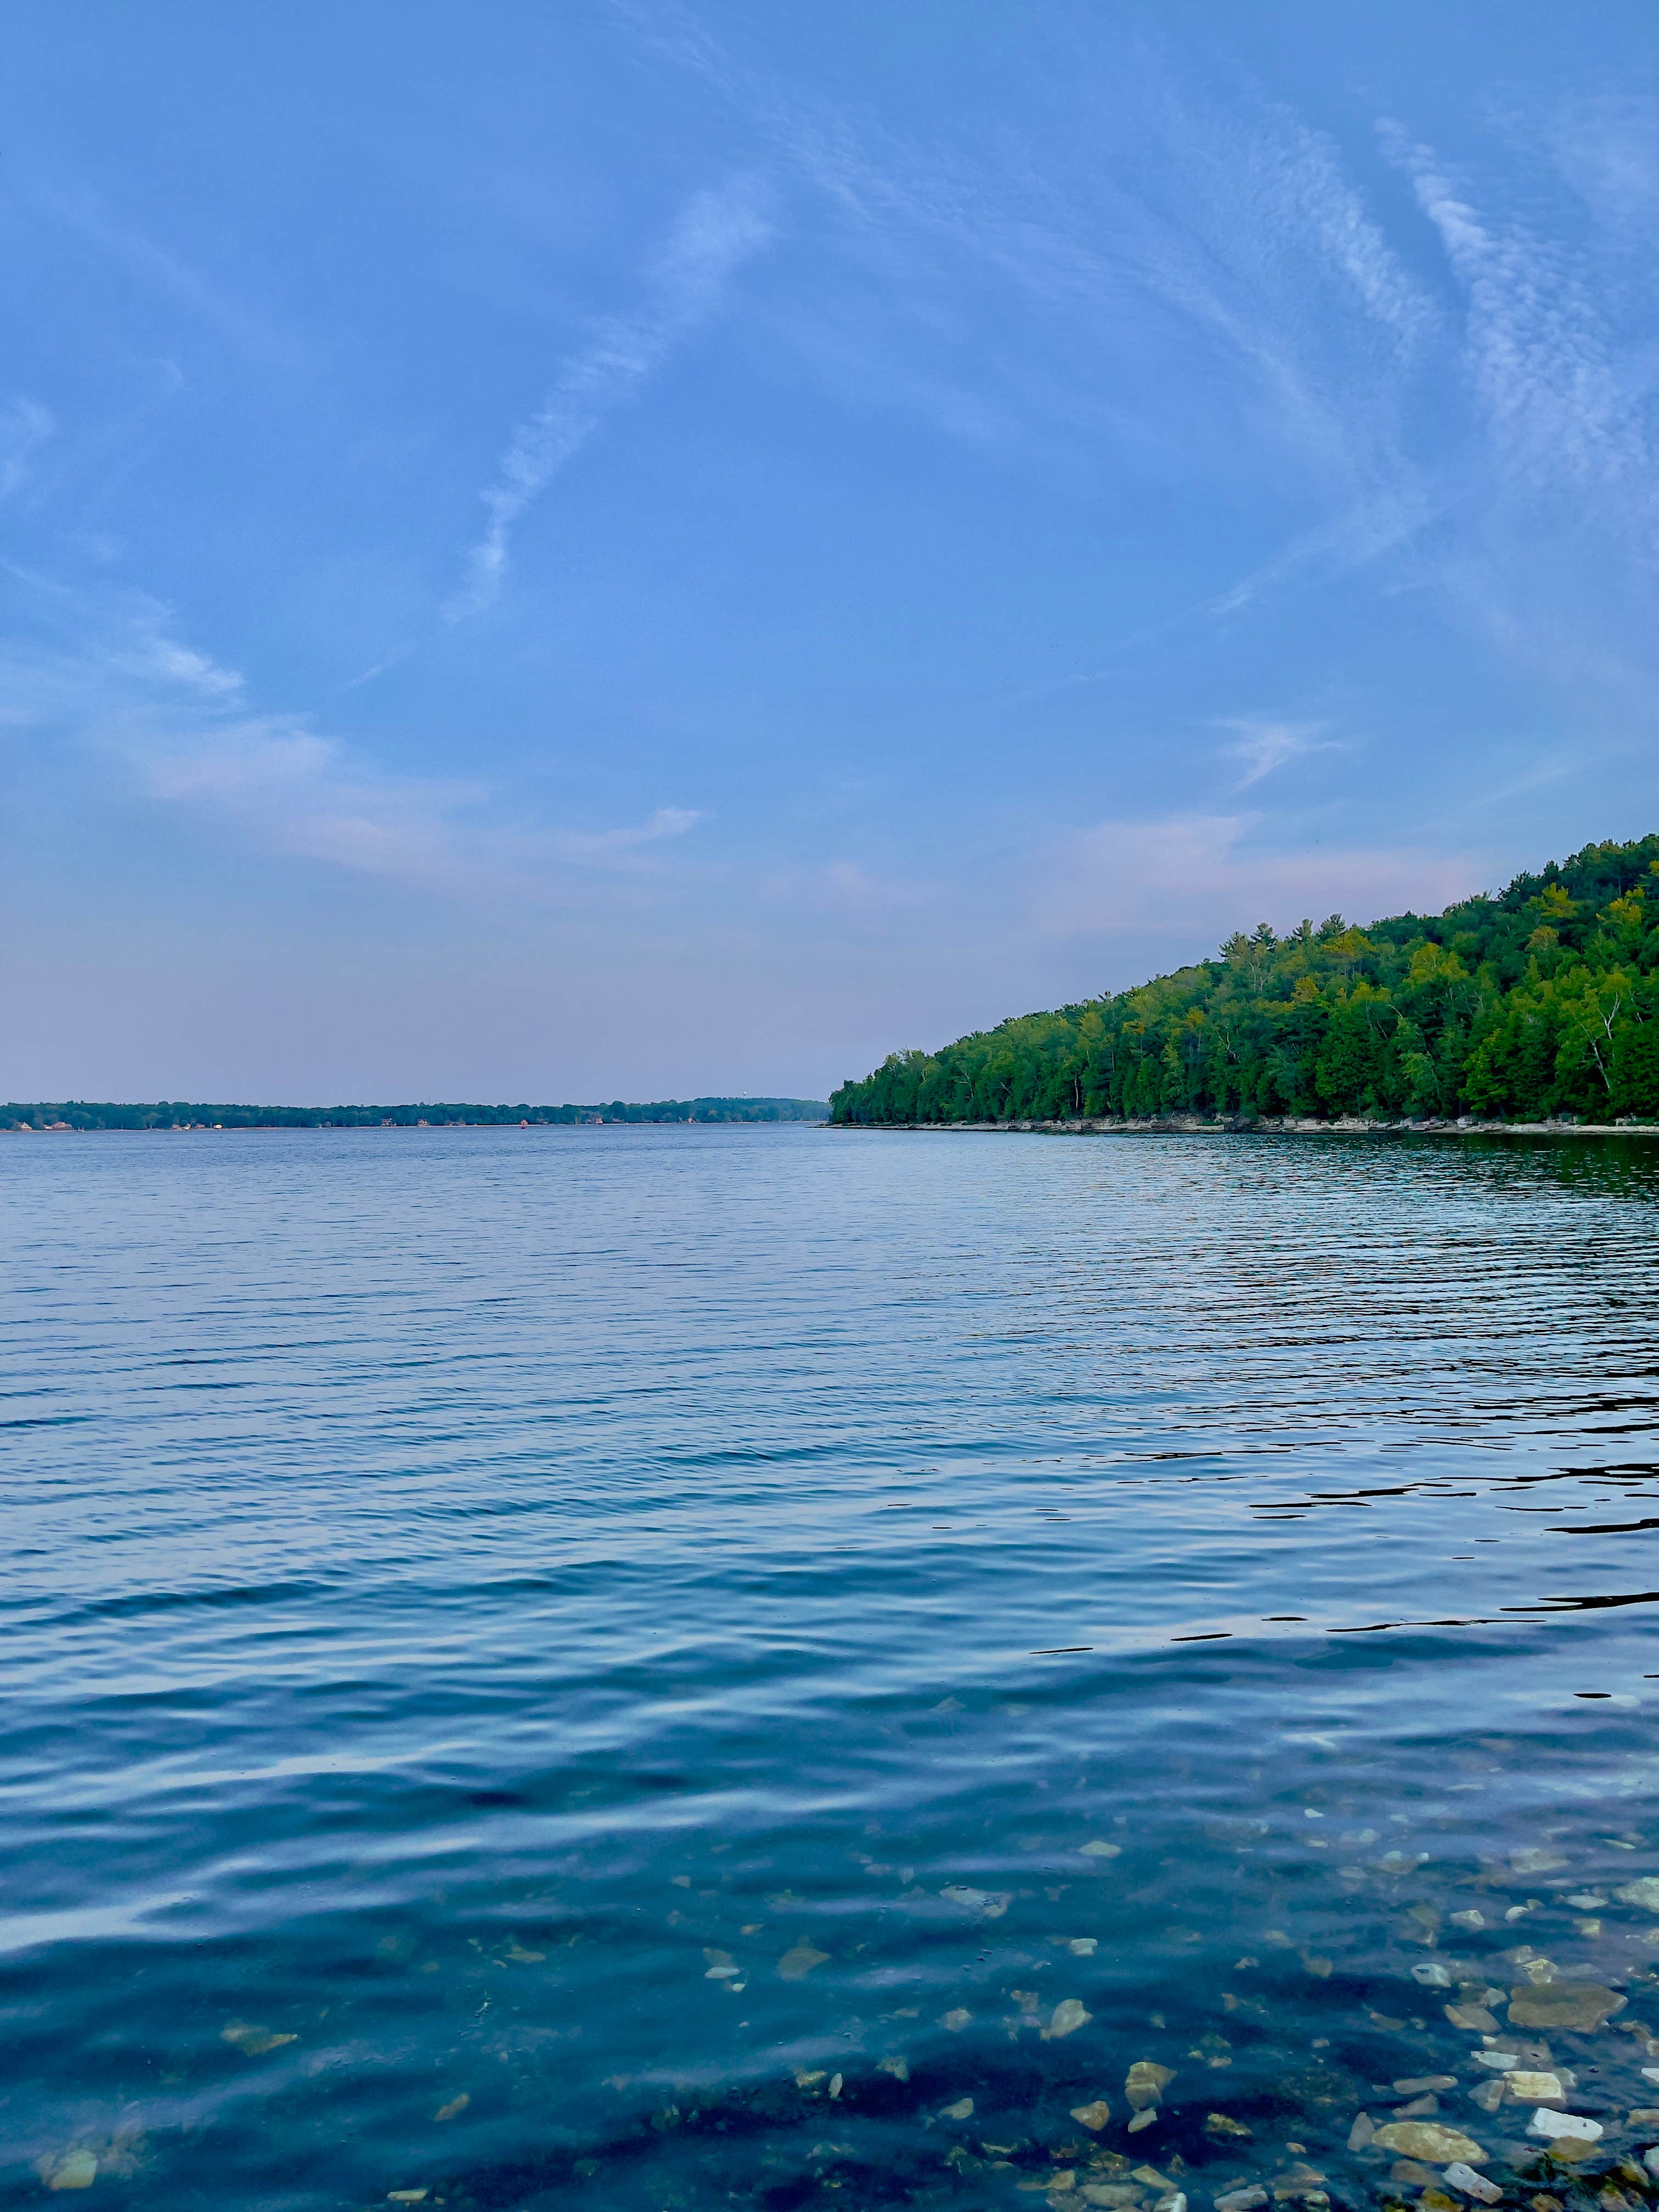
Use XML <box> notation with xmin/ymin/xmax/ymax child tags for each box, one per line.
<box><xmin>831</xmin><ymin>836</ymin><xmax>1659</xmax><ymax>1127</ymax></box>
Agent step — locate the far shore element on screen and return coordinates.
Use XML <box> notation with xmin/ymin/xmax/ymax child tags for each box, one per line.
<box><xmin>831</xmin><ymin>1113</ymin><xmax>1659</xmax><ymax>1138</ymax></box>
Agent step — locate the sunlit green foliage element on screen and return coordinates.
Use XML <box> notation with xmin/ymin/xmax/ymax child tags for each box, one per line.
<box><xmin>831</xmin><ymin>837</ymin><xmax>1659</xmax><ymax>1127</ymax></box>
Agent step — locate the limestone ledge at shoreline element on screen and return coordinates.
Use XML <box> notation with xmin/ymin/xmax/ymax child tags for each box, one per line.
<box><xmin>833</xmin><ymin>1115</ymin><xmax>1659</xmax><ymax>1138</ymax></box>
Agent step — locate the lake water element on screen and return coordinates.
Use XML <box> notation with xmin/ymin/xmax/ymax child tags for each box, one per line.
<box><xmin>8</xmin><ymin>1125</ymin><xmax>1659</xmax><ymax>2212</ymax></box>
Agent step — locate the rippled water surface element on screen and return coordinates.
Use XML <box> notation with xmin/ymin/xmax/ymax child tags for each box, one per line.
<box><xmin>9</xmin><ymin>1125</ymin><xmax>1659</xmax><ymax>2212</ymax></box>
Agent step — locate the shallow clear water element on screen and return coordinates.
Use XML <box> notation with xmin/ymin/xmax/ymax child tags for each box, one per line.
<box><xmin>7</xmin><ymin>1125</ymin><xmax>1659</xmax><ymax>2212</ymax></box>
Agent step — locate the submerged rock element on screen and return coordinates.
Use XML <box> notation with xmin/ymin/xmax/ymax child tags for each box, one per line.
<box><xmin>1346</xmin><ymin>2114</ymin><xmax>1375</xmax><ymax>2152</ymax></box>
<box><xmin>222</xmin><ymin>2022</ymin><xmax>297</xmax><ymax>2056</ymax></box>
<box><xmin>1442</xmin><ymin>2163</ymin><xmax>1503</xmax><ymax>2204</ymax></box>
<box><xmin>1390</xmin><ymin>2160</ymin><xmax>1440</xmax><ymax>2187</ymax></box>
<box><xmin>1504</xmin><ymin>2072</ymin><xmax>1564</xmax><ymax>2104</ymax></box>
<box><xmin>940</xmin><ymin>1884</ymin><xmax>1011</xmax><ymax>1919</ymax></box>
<box><xmin>1528</xmin><ymin>2111</ymin><xmax>1602</xmax><ymax>2143</ymax></box>
<box><xmin>1544</xmin><ymin>2136</ymin><xmax>1601</xmax><ymax>2165</ymax></box>
<box><xmin>1373</xmin><ymin>2122</ymin><xmax>1488</xmax><ymax>2164</ymax></box>
<box><xmin>1267</xmin><ymin>2161</ymin><xmax>1325</xmax><ymax>2201</ymax></box>
<box><xmin>1213</xmin><ymin>2188</ymin><xmax>1267</xmax><ymax>2212</ymax></box>
<box><xmin>1045</xmin><ymin>1999</ymin><xmax>1092</xmax><ymax>2040</ymax></box>
<box><xmin>1509</xmin><ymin>1983</ymin><xmax>1622</xmax><ymax>2031</ymax></box>
<box><xmin>777</xmin><ymin>1942</ymin><xmax>828</xmax><ymax>1980</ymax></box>
<box><xmin>1126</xmin><ymin>2061</ymin><xmax>1175</xmax><ymax>2109</ymax></box>
<box><xmin>40</xmin><ymin>2154</ymin><xmax>98</xmax><ymax>2193</ymax></box>
<box><xmin>1205</xmin><ymin>2114</ymin><xmax>1251</xmax><ymax>2141</ymax></box>
<box><xmin>1071</xmin><ymin>2101</ymin><xmax>1114</xmax><ymax>2131</ymax></box>
<box><xmin>1615</xmin><ymin>1879</ymin><xmax>1659</xmax><ymax>1914</ymax></box>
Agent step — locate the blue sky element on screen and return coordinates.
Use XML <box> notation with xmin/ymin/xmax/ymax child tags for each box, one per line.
<box><xmin>5</xmin><ymin>2</ymin><xmax>1658</xmax><ymax>1103</ymax></box>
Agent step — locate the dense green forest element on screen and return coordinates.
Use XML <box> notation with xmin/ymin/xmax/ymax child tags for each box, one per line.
<box><xmin>831</xmin><ymin>836</ymin><xmax>1659</xmax><ymax>1127</ymax></box>
<box><xmin>5</xmin><ymin>1097</ymin><xmax>827</xmax><ymax>1132</ymax></box>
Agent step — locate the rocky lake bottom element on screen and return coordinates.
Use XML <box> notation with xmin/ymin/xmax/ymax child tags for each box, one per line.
<box><xmin>7</xmin><ymin>1124</ymin><xmax>1659</xmax><ymax>2212</ymax></box>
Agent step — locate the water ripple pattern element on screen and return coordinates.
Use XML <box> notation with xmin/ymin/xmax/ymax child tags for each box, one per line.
<box><xmin>5</xmin><ymin>1126</ymin><xmax>1659</xmax><ymax>2209</ymax></box>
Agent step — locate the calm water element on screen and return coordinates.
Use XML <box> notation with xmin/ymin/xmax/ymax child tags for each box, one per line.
<box><xmin>8</xmin><ymin>1125</ymin><xmax>1659</xmax><ymax>2212</ymax></box>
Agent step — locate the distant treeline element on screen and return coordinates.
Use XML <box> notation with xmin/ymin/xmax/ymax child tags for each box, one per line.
<box><xmin>831</xmin><ymin>834</ymin><xmax>1659</xmax><ymax>1127</ymax></box>
<box><xmin>7</xmin><ymin>1097</ymin><xmax>829</xmax><ymax>1131</ymax></box>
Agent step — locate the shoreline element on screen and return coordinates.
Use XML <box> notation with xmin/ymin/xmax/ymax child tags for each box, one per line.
<box><xmin>831</xmin><ymin>1113</ymin><xmax>1659</xmax><ymax>1138</ymax></box>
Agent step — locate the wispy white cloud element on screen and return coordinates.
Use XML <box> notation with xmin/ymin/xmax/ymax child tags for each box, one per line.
<box><xmin>646</xmin><ymin>12</ymin><xmax>1659</xmax><ymax>716</ymax></box>
<box><xmin>1265</xmin><ymin>117</ymin><xmax>1439</xmax><ymax>353</ymax></box>
<box><xmin>648</xmin><ymin>24</ymin><xmax>1457</xmax><ymax>636</ymax></box>
<box><xmin>131</xmin><ymin>715</ymin><xmax>495</xmax><ymax>888</ymax></box>
<box><xmin>1035</xmin><ymin>812</ymin><xmax>1484</xmax><ymax>939</ymax></box>
<box><xmin>1205</xmin><ymin>479</ymin><xmax>1443</xmax><ymax>621</ymax></box>
<box><xmin>0</xmin><ymin>578</ymin><xmax>702</xmax><ymax>895</ymax></box>
<box><xmin>449</xmin><ymin>178</ymin><xmax>774</xmax><ymax>617</ymax></box>
<box><xmin>27</xmin><ymin>179</ymin><xmax>302</xmax><ymax>370</ymax></box>
<box><xmin>555</xmin><ymin>806</ymin><xmax>704</xmax><ymax>861</ymax></box>
<box><xmin>0</xmin><ymin>397</ymin><xmax>54</xmax><ymax>501</ymax></box>
<box><xmin>762</xmin><ymin>856</ymin><xmax>936</xmax><ymax>922</ymax></box>
<box><xmin>111</xmin><ymin>601</ymin><xmax>246</xmax><ymax>698</ymax></box>
<box><xmin>150</xmin><ymin>723</ymin><xmax>703</xmax><ymax>885</ymax></box>
<box><xmin>0</xmin><ymin>569</ymin><xmax>247</xmax><ymax>708</ymax></box>
<box><xmin>1372</xmin><ymin>115</ymin><xmax>1659</xmax><ymax>702</ymax></box>
<box><xmin>1548</xmin><ymin>97</ymin><xmax>1659</xmax><ymax>236</ymax></box>
<box><xmin>1217</xmin><ymin>715</ymin><xmax>1345</xmax><ymax>789</ymax></box>
<box><xmin>1385</xmin><ymin>126</ymin><xmax>1626</xmax><ymax>499</ymax></box>
<box><xmin>133</xmin><ymin>707</ymin><xmax>702</xmax><ymax>893</ymax></box>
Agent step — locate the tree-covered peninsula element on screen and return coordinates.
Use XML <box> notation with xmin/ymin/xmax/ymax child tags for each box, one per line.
<box><xmin>831</xmin><ymin>836</ymin><xmax>1659</xmax><ymax>1128</ymax></box>
<box><xmin>5</xmin><ymin>1097</ymin><xmax>828</xmax><ymax>1132</ymax></box>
